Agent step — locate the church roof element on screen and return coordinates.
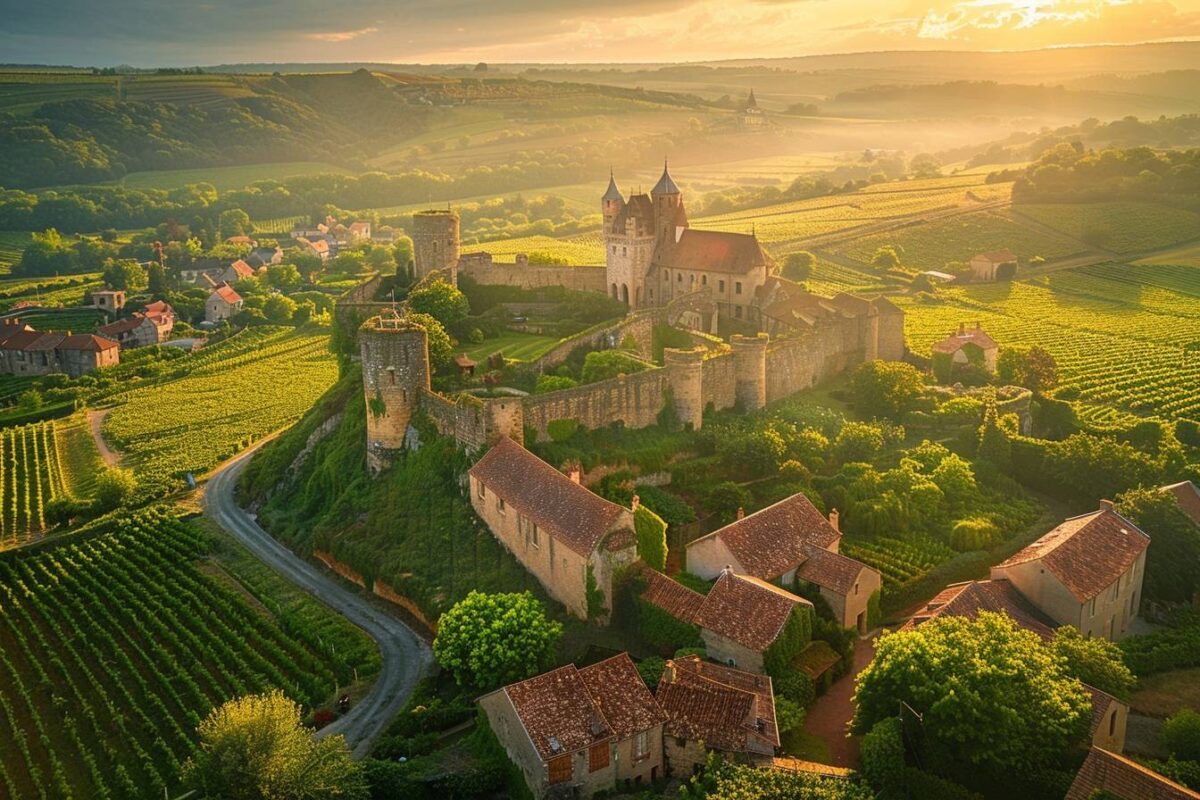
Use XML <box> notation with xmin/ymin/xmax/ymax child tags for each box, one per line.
<box><xmin>651</xmin><ymin>161</ymin><xmax>680</xmax><ymax>196</ymax></box>
<box><xmin>658</xmin><ymin>229</ymin><xmax>769</xmax><ymax>274</ymax></box>
<box><xmin>602</xmin><ymin>174</ymin><xmax>624</xmax><ymax>203</ymax></box>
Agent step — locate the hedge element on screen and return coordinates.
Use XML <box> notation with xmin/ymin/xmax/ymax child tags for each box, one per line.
<box><xmin>634</xmin><ymin>504</ymin><xmax>668</xmax><ymax>571</ymax></box>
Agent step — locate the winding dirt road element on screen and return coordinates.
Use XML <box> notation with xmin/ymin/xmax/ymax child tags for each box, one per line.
<box><xmin>204</xmin><ymin>446</ymin><xmax>433</xmax><ymax>758</ymax></box>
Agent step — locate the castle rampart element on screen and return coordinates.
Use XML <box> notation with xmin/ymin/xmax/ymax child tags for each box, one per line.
<box><xmin>458</xmin><ymin>253</ymin><xmax>607</xmax><ymax>294</ymax></box>
<box><xmin>730</xmin><ymin>333</ymin><xmax>769</xmax><ymax>412</ymax></box>
<box><xmin>663</xmin><ymin>348</ymin><xmax>705</xmax><ymax>430</ymax></box>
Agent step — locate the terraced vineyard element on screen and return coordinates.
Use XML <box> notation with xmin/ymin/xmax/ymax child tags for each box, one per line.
<box><xmin>899</xmin><ymin>268</ymin><xmax>1200</xmax><ymax>423</ymax></box>
<box><xmin>251</xmin><ymin>214</ymin><xmax>308</xmax><ymax>235</ymax></box>
<box><xmin>0</xmin><ymin>509</ymin><xmax>367</xmax><ymax>799</ymax></box>
<box><xmin>102</xmin><ymin>327</ymin><xmax>338</xmax><ymax>494</ymax></box>
<box><xmin>1014</xmin><ymin>202</ymin><xmax>1200</xmax><ymax>255</ymax></box>
<box><xmin>0</xmin><ymin>273</ymin><xmax>104</xmax><ymax>312</ymax></box>
<box><xmin>0</xmin><ymin>415</ymin><xmax>102</xmax><ymax>550</ymax></box>
<box><xmin>0</xmin><ymin>231</ymin><xmax>32</xmax><ymax>275</ymax></box>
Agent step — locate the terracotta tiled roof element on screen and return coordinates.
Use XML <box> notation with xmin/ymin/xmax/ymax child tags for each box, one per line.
<box><xmin>143</xmin><ymin>300</ymin><xmax>172</xmax><ymax>315</ymax></box>
<box><xmin>900</xmin><ymin>579</ymin><xmax>1057</xmax><ymax>639</ymax></box>
<box><xmin>0</xmin><ymin>325</ymin><xmax>37</xmax><ymax>348</ymax></box>
<box><xmin>995</xmin><ymin>507</ymin><xmax>1150</xmax><ymax>603</ymax></box>
<box><xmin>1066</xmin><ymin>747</ymin><xmax>1200</xmax><ymax>800</ymax></box>
<box><xmin>578</xmin><ymin>653</ymin><xmax>668</xmax><ymax>739</ymax></box>
<box><xmin>656</xmin><ymin>656</ymin><xmax>778</xmax><ymax>753</ymax></box>
<box><xmin>225</xmin><ymin>235</ymin><xmax>256</xmax><ymax>245</ymax></box>
<box><xmin>796</xmin><ymin>546</ymin><xmax>873</xmax><ymax>595</ymax></box>
<box><xmin>212</xmin><ymin>284</ymin><xmax>242</xmax><ymax>305</ymax></box>
<box><xmin>640</xmin><ymin>568</ymin><xmax>705</xmax><ymax>623</ymax></box>
<box><xmin>975</xmin><ymin>248</ymin><xmax>1017</xmax><ymax>263</ymax></box>
<box><xmin>469</xmin><ymin>437</ymin><xmax>628</xmax><ymax>557</ymax></box>
<box><xmin>689</xmin><ymin>492</ymin><xmax>840</xmax><ymax>581</ymax></box>
<box><xmin>659</xmin><ymin>229</ymin><xmax>769</xmax><ymax>275</ymax></box>
<box><xmin>771</xmin><ymin>757</ymin><xmax>853</xmax><ymax>779</ymax></box>
<box><xmin>60</xmin><ymin>333</ymin><xmax>119</xmax><ymax>352</ymax></box>
<box><xmin>501</xmin><ymin>664</ymin><xmax>612</xmax><ymax>761</ymax></box>
<box><xmin>1086</xmin><ymin>684</ymin><xmax>1121</xmax><ymax>739</ymax></box>
<box><xmin>931</xmin><ymin>322</ymin><xmax>998</xmax><ymax>354</ymax></box>
<box><xmin>22</xmin><ymin>332</ymin><xmax>65</xmax><ymax>351</ymax></box>
<box><xmin>694</xmin><ymin>570</ymin><xmax>810</xmax><ymax>653</ymax></box>
<box><xmin>1162</xmin><ymin>481</ymin><xmax>1200</xmax><ymax>527</ymax></box>
<box><xmin>228</xmin><ymin>259</ymin><xmax>256</xmax><ymax>278</ymax></box>
<box><xmin>98</xmin><ymin>316</ymin><xmax>145</xmax><ymax>336</ymax></box>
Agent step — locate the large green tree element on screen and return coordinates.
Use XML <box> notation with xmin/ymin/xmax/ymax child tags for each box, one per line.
<box><xmin>849</xmin><ymin>360</ymin><xmax>925</xmax><ymax>421</ymax></box>
<box><xmin>183</xmin><ymin>690</ymin><xmax>367</xmax><ymax>800</ymax></box>
<box><xmin>781</xmin><ymin>251</ymin><xmax>816</xmax><ymax>281</ymax></box>
<box><xmin>1116</xmin><ymin>487</ymin><xmax>1200</xmax><ymax>604</ymax></box>
<box><xmin>102</xmin><ymin>258</ymin><xmax>149</xmax><ymax>292</ymax></box>
<box><xmin>433</xmin><ymin>590</ymin><xmax>562</xmax><ymax>689</ymax></box>
<box><xmin>997</xmin><ymin>345</ymin><xmax>1059</xmax><ymax>395</ymax></box>
<box><xmin>1050</xmin><ymin>626</ymin><xmax>1136</xmax><ymax>699</ymax></box>
<box><xmin>406</xmin><ymin>312</ymin><xmax>453</xmax><ymax>370</ymax></box>
<box><xmin>852</xmin><ymin>612</ymin><xmax>1090</xmax><ymax>779</ymax></box>
<box><xmin>407</xmin><ymin>279</ymin><xmax>470</xmax><ymax>328</ymax></box>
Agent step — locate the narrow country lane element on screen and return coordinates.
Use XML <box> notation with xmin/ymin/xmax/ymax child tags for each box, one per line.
<box><xmin>203</xmin><ymin>445</ymin><xmax>434</xmax><ymax>758</ymax></box>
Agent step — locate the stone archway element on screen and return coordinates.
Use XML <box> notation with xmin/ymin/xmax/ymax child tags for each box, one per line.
<box><xmin>620</xmin><ymin>284</ymin><xmax>630</xmax><ymax>304</ymax></box>
<box><xmin>611</xmin><ymin>283</ymin><xmax>619</xmax><ymax>300</ymax></box>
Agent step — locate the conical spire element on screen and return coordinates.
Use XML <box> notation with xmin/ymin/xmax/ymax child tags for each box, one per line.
<box><xmin>747</xmin><ymin>88</ymin><xmax>757</xmax><ymax>108</ymax></box>
<box><xmin>602</xmin><ymin>170</ymin><xmax>624</xmax><ymax>203</ymax></box>
<box><xmin>651</xmin><ymin>158</ymin><xmax>680</xmax><ymax>196</ymax></box>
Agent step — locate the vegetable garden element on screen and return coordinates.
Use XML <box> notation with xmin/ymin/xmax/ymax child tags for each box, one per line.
<box><xmin>0</xmin><ymin>509</ymin><xmax>364</xmax><ymax>799</ymax></box>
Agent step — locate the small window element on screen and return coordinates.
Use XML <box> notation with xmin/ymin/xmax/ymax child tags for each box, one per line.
<box><xmin>477</xmin><ymin>481</ymin><xmax>486</xmax><ymax>499</ymax></box>
<box><xmin>611</xmin><ymin>245</ymin><xmax>616</xmax><ymax>254</ymax></box>
<box><xmin>701</xmin><ymin>274</ymin><xmax>707</xmax><ymax>285</ymax></box>
<box><xmin>735</xmin><ymin>306</ymin><xmax>743</xmax><ymax>319</ymax></box>
<box><xmin>531</xmin><ymin>522</ymin><xmax>540</xmax><ymax>549</ymax></box>
<box><xmin>854</xmin><ymin>582</ymin><xmax>859</xmax><ymax>596</ymax></box>
<box><xmin>719</xmin><ymin>280</ymin><xmax>726</xmax><ymax>292</ymax></box>
<box><xmin>1088</xmin><ymin>597</ymin><xmax>1096</xmax><ymax>618</ymax></box>
<box><xmin>498</xmin><ymin>497</ymin><xmax>506</xmax><ymax>516</ymax></box>
<box><xmin>548</xmin><ymin>755</ymin><xmax>572</xmax><ymax>785</ymax></box>
<box><xmin>622</xmin><ymin>247</ymin><xmax>627</xmax><ymax>256</ymax></box>
<box><xmin>634</xmin><ymin>730</ymin><xmax>650</xmax><ymax>761</ymax></box>
<box><xmin>663</xmin><ymin>271</ymin><xmax>670</xmax><ymax>282</ymax></box>
<box><xmin>1109</xmin><ymin>710</ymin><xmax>1117</xmax><ymax>737</ymax></box>
<box><xmin>735</xmin><ymin>281</ymin><xmax>743</xmax><ymax>295</ymax></box>
<box><xmin>589</xmin><ymin>743</ymin><xmax>609</xmax><ymax>773</ymax></box>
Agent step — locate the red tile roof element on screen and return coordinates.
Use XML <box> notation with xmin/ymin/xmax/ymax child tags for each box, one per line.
<box><xmin>995</xmin><ymin>507</ymin><xmax>1150</xmax><ymax>602</ymax></box>
<box><xmin>1086</xmin><ymin>684</ymin><xmax>1121</xmax><ymax>740</ymax></box>
<box><xmin>900</xmin><ymin>579</ymin><xmax>1056</xmax><ymax>639</ymax></box>
<box><xmin>98</xmin><ymin>316</ymin><xmax>145</xmax><ymax>336</ymax></box>
<box><xmin>640</xmin><ymin>568</ymin><xmax>705</xmax><ymax>623</ymax></box>
<box><xmin>931</xmin><ymin>322</ymin><xmax>998</xmax><ymax>354</ymax></box>
<box><xmin>59</xmin><ymin>333</ymin><xmax>119</xmax><ymax>352</ymax></box>
<box><xmin>656</xmin><ymin>656</ymin><xmax>778</xmax><ymax>753</ymax></box>
<box><xmin>469</xmin><ymin>437</ymin><xmax>629</xmax><ymax>557</ymax></box>
<box><xmin>501</xmin><ymin>665</ymin><xmax>612</xmax><ymax>761</ymax></box>
<box><xmin>212</xmin><ymin>284</ymin><xmax>243</xmax><ymax>305</ymax></box>
<box><xmin>1066</xmin><ymin>747</ymin><xmax>1200</xmax><ymax>800</ymax></box>
<box><xmin>228</xmin><ymin>259</ymin><xmax>256</xmax><ymax>278</ymax></box>
<box><xmin>688</xmin><ymin>492</ymin><xmax>840</xmax><ymax>580</ymax></box>
<box><xmin>578</xmin><ymin>653</ymin><xmax>668</xmax><ymax>739</ymax></box>
<box><xmin>0</xmin><ymin>320</ymin><xmax>33</xmax><ymax>344</ymax></box>
<box><xmin>975</xmin><ymin>248</ymin><xmax>1017</xmax><ymax>263</ymax></box>
<box><xmin>23</xmin><ymin>332</ymin><xmax>65</xmax><ymax>351</ymax></box>
<box><xmin>796</xmin><ymin>546</ymin><xmax>873</xmax><ymax>595</ymax></box>
<box><xmin>0</xmin><ymin>330</ymin><xmax>48</xmax><ymax>350</ymax></box>
<box><xmin>693</xmin><ymin>570</ymin><xmax>810</xmax><ymax>653</ymax></box>
<box><xmin>659</xmin><ymin>229</ymin><xmax>770</xmax><ymax>275</ymax></box>
<box><xmin>1162</xmin><ymin>481</ymin><xmax>1200</xmax><ymax>527</ymax></box>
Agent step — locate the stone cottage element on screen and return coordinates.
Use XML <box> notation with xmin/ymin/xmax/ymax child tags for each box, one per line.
<box><xmin>969</xmin><ymin>249</ymin><xmax>1017</xmax><ymax>282</ymax></box>
<box><xmin>478</xmin><ymin>653</ymin><xmax>667</xmax><ymax>799</ymax></box>
<box><xmin>655</xmin><ymin>656</ymin><xmax>779</xmax><ymax>775</ymax></box>
<box><xmin>206</xmin><ymin>283</ymin><xmax>244</xmax><ymax>323</ymax></box>
<box><xmin>900</xmin><ymin>578</ymin><xmax>1057</xmax><ymax>639</ymax></box>
<box><xmin>990</xmin><ymin>501</ymin><xmax>1149</xmax><ymax>641</ymax></box>
<box><xmin>1161</xmin><ymin>480</ymin><xmax>1200</xmax><ymax>527</ymax></box>
<box><xmin>931</xmin><ymin>321</ymin><xmax>999</xmax><ymax>375</ymax></box>
<box><xmin>685</xmin><ymin>493</ymin><xmax>881</xmax><ymax>633</ymax></box>
<box><xmin>468</xmin><ymin>437</ymin><xmax>638</xmax><ymax>619</ymax></box>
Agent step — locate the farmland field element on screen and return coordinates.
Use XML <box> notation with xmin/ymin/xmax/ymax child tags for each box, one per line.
<box><xmin>102</xmin><ymin>326</ymin><xmax>339</xmax><ymax>494</ymax></box>
<box><xmin>0</xmin><ymin>273</ymin><xmax>104</xmax><ymax>312</ymax></box>
<box><xmin>16</xmin><ymin>308</ymin><xmax>105</xmax><ymax>333</ymax></box>
<box><xmin>898</xmin><ymin>267</ymin><xmax>1200</xmax><ymax>423</ymax></box>
<box><xmin>1013</xmin><ymin>202</ymin><xmax>1200</xmax><ymax>255</ymax></box>
<box><xmin>123</xmin><ymin>161</ymin><xmax>347</xmax><ymax>192</ymax></box>
<box><xmin>0</xmin><ymin>508</ymin><xmax>375</xmax><ymax>800</ymax></box>
<box><xmin>251</xmin><ymin>214</ymin><xmax>309</xmax><ymax>235</ymax></box>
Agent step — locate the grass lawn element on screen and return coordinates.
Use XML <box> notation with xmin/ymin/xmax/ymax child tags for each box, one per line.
<box><xmin>1131</xmin><ymin>668</ymin><xmax>1200</xmax><ymax>717</ymax></box>
<box><xmin>121</xmin><ymin>161</ymin><xmax>347</xmax><ymax>192</ymax></box>
<box><xmin>462</xmin><ymin>331</ymin><xmax>559</xmax><ymax>363</ymax></box>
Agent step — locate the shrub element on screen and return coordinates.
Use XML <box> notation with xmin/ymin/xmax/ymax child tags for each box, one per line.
<box><xmin>861</xmin><ymin>718</ymin><xmax>905</xmax><ymax>793</ymax></box>
<box><xmin>763</xmin><ymin>606</ymin><xmax>814</xmax><ymax>679</ymax></box>
<box><xmin>94</xmin><ymin>466</ymin><xmax>137</xmax><ymax>512</ymax></box>
<box><xmin>949</xmin><ymin>517</ymin><xmax>1001</xmax><ymax>552</ymax></box>
<box><xmin>581</xmin><ymin>350</ymin><xmax>650</xmax><ymax>383</ymax></box>
<box><xmin>774</xmin><ymin>697</ymin><xmax>806</xmax><ymax>734</ymax></box>
<box><xmin>638</xmin><ymin>598</ymin><xmax>703</xmax><ymax>653</ymax></box>
<box><xmin>546</xmin><ymin>418</ymin><xmax>580</xmax><ymax>442</ymax></box>
<box><xmin>637</xmin><ymin>656</ymin><xmax>666</xmax><ymax>691</ymax></box>
<box><xmin>535</xmin><ymin>374</ymin><xmax>578</xmax><ymax>394</ymax></box>
<box><xmin>774</xmin><ymin>670</ymin><xmax>815</xmax><ymax>707</ymax></box>
<box><xmin>1163</xmin><ymin>709</ymin><xmax>1200</xmax><ymax>762</ymax></box>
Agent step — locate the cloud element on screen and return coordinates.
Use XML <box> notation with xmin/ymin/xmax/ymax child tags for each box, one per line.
<box><xmin>306</xmin><ymin>27</ymin><xmax>379</xmax><ymax>42</ymax></box>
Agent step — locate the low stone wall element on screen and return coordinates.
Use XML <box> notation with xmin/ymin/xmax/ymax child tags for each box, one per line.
<box><xmin>528</xmin><ymin>309</ymin><xmax>662</xmax><ymax>373</ymax></box>
<box><xmin>523</xmin><ymin>368</ymin><xmax>668</xmax><ymax>441</ymax></box>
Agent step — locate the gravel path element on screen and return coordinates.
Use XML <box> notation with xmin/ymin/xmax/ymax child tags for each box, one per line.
<box><xmin>87</xmin><ymin>408</ymin><xmax>121</xmax><ymax>467</ymax></box>
<box><xmin>204</xmin><ymin>445</ymin><xmax>433</xmax><ymax>758</ymax></box>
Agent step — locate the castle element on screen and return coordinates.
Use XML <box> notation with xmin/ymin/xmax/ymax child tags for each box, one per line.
<box><xmin>357</xmin><ymin>166</ymin><xmax>905</xmax><ymax>468</ymax></box>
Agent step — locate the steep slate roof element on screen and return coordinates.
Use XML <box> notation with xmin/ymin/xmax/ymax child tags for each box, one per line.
<box><xmin>693</xmin><ymin>570</ymin><xmax>810</xmax><ymax>652</ymax></box>
<box><xmin>640</xmin><ymin>568</ymin><xmax>706</xmax><ymax>623</ymax></box>
<box><xmin>651</xmin><ymin>162</ymin><xmax>680</xmax><ymax>195</ymax></box>
<box><xmin>610</xmin><ymin>194</ymin><xmax>654</xmax><ymax>234</ymax></box>
<box><xmin>660</xmin><ymin>229</ymin><xmax>769</xmax><ymax>275</ymax></box>
<box><xmin>578</xmin><ymin>653</ymin><xmax>668</xmax><ymax>739</ymax></box>
<box><xmin>469</xmin><ymin>437</ymin><xmax>628</xmax><ymax>557</ymax></box>
<box><xmin>1066</xmin><ymin>747</ymin><xmax>1200</xmax><ymax>800</ymax></box>
<box><xmin>995</xmin><ymin>506</ymin><xmax>1150</xmax><ymax>603</ymax></box>
<box><xmin>931</xmin><ymin>322</ymin><xmax>998</xmax><ymax>354</ymax></box>
<box><xmin>900</xmin><ymin>579</ymin><xmax>1057</xmax><ymax>639</ymax></box>
<box><xmin>796</xmin><ymin>546</ymin><xmax>871</xmax><ymax>595</ymax></box>
<box><xmin>689</xmin><ymin>492</ymin><xmax>840</xmax><ymax>580</ymax></box>
<box><xmin>656</xmin><ymin>656</ymin><xmax>778</xmax><ymax>752</ymax></box>
<box><xmin>602</xmin><ymin>174</ymin><xmax>624</xmax><ymax>203</ymax></box>
<box><xmin>1086</xmin><ymin>684</ymin><xmax>1121</xmax><ymax>739</ymax></box>
<box><xmin>500</xmin><ymin>664</ymin><xmax>612</xmax><ymax>762</ymax></box>
<box><xmin>975</xmin><ymin>248</ymin><xmax>1017</xmax><ymax>263</ymax></box>
<box><xmin>1161</xmin><ymin>481</ymin><xmax>1200</xmax><ymax>527</ymax></box>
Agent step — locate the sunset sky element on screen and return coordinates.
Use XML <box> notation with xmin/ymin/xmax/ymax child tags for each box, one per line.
<box><xmin>3</xmin><ymin>0</ymin><xmax>1200</xmax><ymax>66</ymax></box>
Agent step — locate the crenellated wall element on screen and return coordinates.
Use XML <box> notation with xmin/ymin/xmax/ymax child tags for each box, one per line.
<box><xmin>529</xmin><ymin>309</ymin><xmax>661</xmax><ymax>373</ymax></box>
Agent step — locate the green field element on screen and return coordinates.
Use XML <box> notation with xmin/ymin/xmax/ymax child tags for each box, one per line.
<box><xmin>0</xmin><ymin>273</ymin><xmax>104</xmax><ymax>312</ymax></box>
<box><xmin>1134</xmin><ymin>241</ymin><xmax>1200</xmax><ymax>268</ymax></box>
<box><xmin>123</xmin><ymin>161</ymin><xmax>347</xmax><ymax>192</ymax></box>
<box><xmin>463</xmin><ymin>331</ymin><xmax>560</xmax><ymax>363</ymax></box>
<box><xmin>0</xmin><ymin>508</ymin><xmax>375</xmax><ymax>800</ymax></box>
<box><xmin>102</xmin><ymin>327</ymin><xmax>339</xmax><ymax>494</ymax></box>
<box><xmin>17</xmin><ymin>308</ymin><xmax>105</xmax><ymax>333</ymax></box>
<box><xmin>0</xmin><ymin>232</ymin><xmax>31</xmax><ymax>276</ymax></box>
<box><xmin>1014</xmin><ymin>202</ymin><xmax>1200</xmax><ymax>255</ymax></box>
<box><xmin>899</xmin><ymin>265</ymin><xmax>1200</xmax><ymax>423</ymax></box>
<box><xmin>0</xmin><ymin>72</ymin><xmax>117</xmax><ymax>115</ymax></box>
<box><xmin>473</xmin><ymin>233</ymin><xmax>606</xmax><ymax>265</ymax></box>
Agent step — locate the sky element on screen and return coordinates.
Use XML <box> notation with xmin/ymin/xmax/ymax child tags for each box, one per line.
<box><xmin>2</xmin><ymin>0</ymin><xmax>1199</xmax><ymax>67</ymax></box>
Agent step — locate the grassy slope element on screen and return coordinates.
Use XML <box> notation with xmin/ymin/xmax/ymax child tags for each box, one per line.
<box><xmin>122</xmin><ymin>161</ymin><xmax>348</xmax><ymax>192</ymax></box>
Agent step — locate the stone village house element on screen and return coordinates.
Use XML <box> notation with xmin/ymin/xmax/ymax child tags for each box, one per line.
<box><xmin>97</xmin><ymin>300</ymin><xmax>175</xmax><ymax>349</ymax></box>
<box><xmin>969</xmin><ymin>248</ymin><xmax>1018</xmax><ymax>282</ymax></box>
<box><xmin>931</xmin><ymin>321</ymin><xmax>999</xmax><ymax>375</ymax></box>
<box><xmin>0</xmin><ymin>319</ymin><xmax>119</xmax><ymax>377</ymax></box>
<box><xmin>206</xmin><ymin>283</ymin><xmax>244</xmax><ymax>323</ymax></box>
<box><xmin>468</xmin><ymin>437</ymin><xmax>639</xmax><ymax>620</ymax></box>
<box><xmin>685</xmin><ymin>493</ymin><xmax>881</xmax><ymax>634</ymax></box>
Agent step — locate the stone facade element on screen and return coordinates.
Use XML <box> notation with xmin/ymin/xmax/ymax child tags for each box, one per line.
<box><xmin>458</xmin><ymin>252</ymin><xmax>607</xmax><ymax>294</ymax></box>
<box><xmin>412</xmin><ymin>210</ymin><xmax>460</xmax><ymax>281</ymax></box>
<box><xmin>359</xmin><ymin>312</ymin><xmax>430</xmax><ymax>472</ymax></box>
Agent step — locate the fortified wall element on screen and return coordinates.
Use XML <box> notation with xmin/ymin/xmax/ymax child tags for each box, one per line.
<box><xmin>457</xmin><ymin>252</ymin><xmax>607</xmax><ymax>293</ymax></box>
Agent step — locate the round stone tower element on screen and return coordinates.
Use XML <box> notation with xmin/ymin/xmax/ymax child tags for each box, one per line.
<box><xmin>664</xmin><ymin>347</ymin><xmax>706</xmax><ymax>431</ymax></box>
<box><xmin>412</xmin><ymin>210</ymin><xmax>460</xmax><ymax>281</ymax></box>
<box><xmin>730</xmin><ymin>333</ymin><xmax>769</xmax><ymax>413</ymax></box>
<box><xmin>359</xmin><ymin>310</ymin><xmax>431</xmax><ymax>473</ymax></box>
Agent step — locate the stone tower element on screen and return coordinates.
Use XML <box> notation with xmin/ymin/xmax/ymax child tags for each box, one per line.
<box><xmin>412</xmin><ymin>210</ymin><xmax>460</xmax><ymax>282</ymax></box>
<box><xmin>360</xmin><ymin>310</ymin><xmax>431</xmax><ymax>473</ymax></box>
<box><xmin>730</xmin><ymin>333</ymin><xmax>769</xmax><ymax>412</ymax></box>
<box><xmin>602</xmin><ymin>174</ymin><xmax>655</xmax><ymax>308</ymax></box>
<box><xmin>664</xmin><ymin>347</ymin><xmax>705</xmax><ymax>430</ymax></box>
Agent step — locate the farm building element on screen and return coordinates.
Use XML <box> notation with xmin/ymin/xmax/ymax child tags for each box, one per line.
<box><xmin>97</xmin><ymin>300</ymin><xmax>175</xmax><ymax>349</ymax></box>
<box><xmin>931</xmin><ymin>321</ymin><xmax>999</xmax><ymax>376</ymax></box>
<box><xmin>0</xmin><ymin>319</ymin><xmax>120</xmax><ymax>377</ymax></box>
<box><xmin>206</xmin><ymin>283</ymin><xmax>244</xmax><ymax>323</ymax></box>
<box><xmin>969</xmin><ymin>248</ymin><xmax>1017</xmax><ymax>281</ymax></box>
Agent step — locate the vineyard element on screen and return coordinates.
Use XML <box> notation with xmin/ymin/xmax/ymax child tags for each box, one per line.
<box><xmin>125</xmin><ymin>162</ymin><xmax>344</xmax><ymax>192</ymax></box>
<box><xmin>251</xmin><ymin>214</ymin><xmax>309</xmax><ymax>235</ymax></box>
<box><xmin>0</xmin><ymin>509</ymin><xmax>371</xmax><ymax>799</ymax></box>
<box><xmin>472</xmin><ymin>232</ymin><xmax>606</xmax><ymax>264</ymax></box>
<box><xmin>1013</xmin><ymin>202</ymin><xmax>1200</xmax><ymax>255</ymax></box>
<box><xmin>0</xmin><ymin>231</ymin><xmax>31</xmax><ymax>275</ymax></box>
<box><xmin>899</xmin><ymin>267</ymin><xmax>1200</xmax><ymax>422</ymax></box>
<box><xmin>102</xmin><ymin>327</ymin><xmax>338</xmax><ymax>494</ymax></box>
<box><xmin>842</xmin><ymin>535</ymin><xmax>957</xmax><ymax>592</ymax></box>
<box><xmin>0</xmin><ymin>273</ymin><xmax>103</xmax><ymax>312</ymax></box>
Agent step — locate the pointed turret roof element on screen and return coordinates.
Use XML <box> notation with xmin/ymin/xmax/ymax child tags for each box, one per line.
<box><xmin>651</xmin><ymin>160</ymin><xmax>680</xmax><ymax>196</ymax></box>
<box><xmin>602</xmin><ymin>172</ymin><xmax>624</xmax><ymax>203</ymax></box>
<box><xmin>747</xmin><ymin>89</ymin><xmax>757</xmax><ymax>108</ymax></box>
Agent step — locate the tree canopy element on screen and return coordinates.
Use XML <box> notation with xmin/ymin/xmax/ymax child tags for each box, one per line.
<box><xmin>433</xmin><ymin>590</ymin><xmax>562</xmax><ymax>689</ymax></box>
<box><xmin>1116</xmin><ymin>487</ymin><xmax>1200</xmax><ymax>604</ymax></box>
<box><xmin>407</xmin><ymin>279</ymin><xmax>470</xmax><ymax>329</ymax></box>
<box><xmin>997</xmin><ymin>345</ymin><xmax>1059</xmax><ymax>394</ymax></box>
<box><xmin>849</xmin><ymin>360</ymin><xmax>925</xmax><ymax>421</ymax></box>
<box><xmin>1050</xmin><ymin>626</ymin><xmax>1136</xmax><ymax>699</ymax></box>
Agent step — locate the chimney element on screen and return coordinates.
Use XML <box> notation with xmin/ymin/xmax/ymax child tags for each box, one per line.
<box><xmin>568</xmin><ymin>465</ymin><xmax>581</xmax><ymax>484</ymax></box>
<box><xmin>736</xmin><ymin>507</ymin><xmax>745</xmax><ymax>520</ymax></box>
<box><xmin>631</xmin><ymin>494</ymin><xmax>640</xmax><ymax>512</ymax></box>
<box><xmin>661</xmin><ymin>660</ymin><xmax>676</xmax><ymax>686</ymax></box>
<box><xmin>1099</xmin><ymin>499</ymin><xmax>1114</xmax><ymax>511</ymax></box>
<box><xmin>829</xmin><ymin>508</ymin><xmax>840</xmax><ymax>532</ymax></box>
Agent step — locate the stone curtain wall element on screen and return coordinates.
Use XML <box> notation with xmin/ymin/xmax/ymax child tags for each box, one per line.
<box><xmin>420</xmin><ymin>389</ymin><xmax>526</xmax><ymax>451</ymax></box>
<box><xmin>458</xmin><ymin>257</ymin><xmax>607</xmax><ymax>293</ymax></box>
<box><xmin>522</xmin><ymin>368</ymin><xmax>669</xmax><ymax>441</ymax></box>
<box><xmin>764</xmin><ymin>317</ymin><xmax>867</xmax><ymax>404</ymax></box>
<box><xmin>529</xmin><ymin>309</ymin><xmax>662</xmax><ymax>373</ymax></box>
